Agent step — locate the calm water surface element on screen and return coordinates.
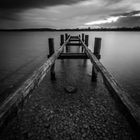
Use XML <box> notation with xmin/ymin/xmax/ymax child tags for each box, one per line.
<box><xmin>0</xmin><ymin>31</ymin><xmax>140</xmax><ymax>105</ymax></box>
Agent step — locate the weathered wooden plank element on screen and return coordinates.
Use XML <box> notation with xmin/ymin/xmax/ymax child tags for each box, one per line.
<box><xmin>0</xmin><ymin>36</ymin><xmax>71</xmax><ymax>128</ymax></box>
<box><xmin>79</xmin><ymin>36</ymin><xmax>140</xmax><ymax>131</ymax></box>
<box><xmin>58</xmin><ymin>53</ymin><xmax>89</xmax><ymax>59</ymax></box>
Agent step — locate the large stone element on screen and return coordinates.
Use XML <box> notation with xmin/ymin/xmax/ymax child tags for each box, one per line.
<box><xmin>64</xmin><ymin>86</ymin><xmax>77</xmax><ymax>93</ymax></box>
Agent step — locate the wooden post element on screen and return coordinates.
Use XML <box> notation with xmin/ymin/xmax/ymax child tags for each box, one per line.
<box><xmin>85</xmin><ymin>35</ymin><xmax>89</xmax><ymax>46</ymax></box>
<box><xmin>82</xmin><ymin>33</ymin><xmax>85</xmax><ymax>42</ymax></box>
<box><xmin>94</xmin><ymin>38</ymin><xmax>102</xmax><ymax>59</ymax></box>
<box><xmin>48</xmin><ymin>38</ymin><xmax>56</xmax><ymax>80</ymax></box>
<box><xmin>66</xmin><ymin>44</ymin><xmax>69</xmax><ymax>53</ymax></box>
<box><xmin>91</xmin><ymin>37</ymin><xmax>102</xmax><ymax>81</ymax></box>
<box><xmin>65</xmin><ymin>33</ymin><xmax>68</xmax><ymax>52</ymax></box>
<box><xmin>65</xmin><ymin>33</ymin><xmax>68</xmax><ymax>41</ymax></box>
<box><xmin>68</xmin><ymin>34</ymin><xmax>70</xmax><ymax>38</ymax></box>
<box><xmin>91</xmin><ymin>65</ymin><xmax>98</xmax><ymax>82</ymax></box>
<box><xmin>60</xmin><ymin>35</ymin><xmax>64</xmax><ymax>46</ymax></box>
<box><xmin>82</xmin><ymin>33</ymin><xmax>85</xmax><ymax>52</ymax></box>
<box><xmin>60</xmin><ymin>34</ymin><xmax>65</xmax><ymax>52</ymax></box>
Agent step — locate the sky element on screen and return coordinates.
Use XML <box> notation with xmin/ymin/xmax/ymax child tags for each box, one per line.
<box><xmin>0</xmin><ymin>0</ymin><xmax>140</xmax><ymax>29</ymax></box>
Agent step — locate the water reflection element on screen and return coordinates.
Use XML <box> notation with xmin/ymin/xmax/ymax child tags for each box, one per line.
<box><xmin>0</xmin><ymin>31</ymin><xmax>140</xmax><ymax>105</ymax></box>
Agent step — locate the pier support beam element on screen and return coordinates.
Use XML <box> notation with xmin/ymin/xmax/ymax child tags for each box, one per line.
<box><xmin>48</xmin><ymin>38</ymin><xmax>56</xmax><ymax>80</ymax></box>
<box><xmin>92</xmin><ymin>38</ymin><xmax>102</xmax><ymax>81</ymax></box>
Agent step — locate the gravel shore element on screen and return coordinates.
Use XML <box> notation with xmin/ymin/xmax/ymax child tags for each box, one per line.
<box><xmin>0</xmin><ymin>60</ymin><xmax>136</xmax><ymax>140</ymax></box>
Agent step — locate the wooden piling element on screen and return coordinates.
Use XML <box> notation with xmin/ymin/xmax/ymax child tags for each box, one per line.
<box><xmin>78</xmin><ymin>35</ymin><xmax>81</xmax><ymax>52</ymax></box>
<box><xmin>65</xmin><ymin>33</ymin><xmax>68</xmax><ymax>41</ymax></box>
<box><xmin>65</xmin><ymin>33</ymin><xmax>69</xmax><ymax>52</ymax></box>
<box><xmin>85</xmin><ymin>35</ymin><xmax>89</xmax><ymax>46</ymax></box>
<box><xmin>91</xmin><ymin>65</ymin><xmax>97</xmax><ymax>81</ymax></box>
<box><xmin>82</xmin><ymin>33</ymin><xmax>85</xmax><ymax>42</ymax></box>
<box><xmin>48</xmin><ymin>38</ymin><xmax>56</xmax><ymax>80</ymax></box>
<box><xmin>94</xmin><ymin>38</ymin><xmax>102</xmax><ymax>60</ymax></box>
<box><xmin>60</xmin><ymin>35</ymin><xmax>64</xmax><ymax>46</ymax></box>
<box><xmin>91</xmin><ymin>38</ymin><xmax>102</xmax><ymax>81</ymax></box>
<box><xmin>81</xmin><ymin>34</ymin><xmax>85</xmax><ymax>53</ymax></box>
<box><xmin>66</xmin><ymin>45</ymin><xmax>69</xmax><ymax>53</ymax></box>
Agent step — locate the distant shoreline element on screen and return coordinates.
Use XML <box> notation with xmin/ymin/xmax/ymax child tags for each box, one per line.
<box><xmin>0</xmin><ymin>28</ymin><xmax>140</xmax><ymax>32</ymax></box>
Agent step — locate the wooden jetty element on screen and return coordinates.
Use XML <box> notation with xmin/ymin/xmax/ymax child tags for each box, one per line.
<box><xmin>0</xmin><ymin>33</ymin><xmax>140</xmax><ymax>139</ymax></box>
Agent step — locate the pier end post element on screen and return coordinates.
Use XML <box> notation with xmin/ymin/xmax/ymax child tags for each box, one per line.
<box><xmin>94</xmin><ymin>38</ymin><xmax>102</xmax><ymax>59</ymax></box>
<box><xmin>85</xmin><ymin>35</ymin><xmax>89</xmax><ymax>46</ymax></box>
<box><xmin>48</xmin><ymin>38</ymin><xmax>56</xmax><ymax>80</ymax></box>
<box><xmin>78</xmin><ymin>34</ymin><xmax>81</xmax><ymax>51</ymax></box>
<box><xmin>60</xmin><ymin>34</ymin><xmax>65</xmax><ymax>52</ymax></box>
<box><xmin>91</xmin><ymin>37</ymin><xmax>102</xmax><ymax>82</ymax></box>
<box><xmin>65</xmin><ymin>33</ymin><xmax>68</xmax><ymax>41</ymax></box>
<box><xmin>81</xmin><ymin>33</ymin><xmax>85</xmax><ymax>53</ymax></box>
<box><xmin>60</xmin><ymin>35</ymin><xmax>64</xmax><ymax>46</ymax></box>
<box><xmin>82</xmin><ymin>33</ymin><xmax>85</xmax><ymax>42</ymax></box>
<box><xmin>65</xmin><ymin>33</ymin><xmax>69</xmax><ymax>52</ymax></box>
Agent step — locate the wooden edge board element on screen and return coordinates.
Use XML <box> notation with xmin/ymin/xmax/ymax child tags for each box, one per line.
<box><xmin>78</xmin><ymin>36</ymin><xmax>140</xmax><ymax>130</ymax></box>
<box><xmin>0</xmin><ymin>36</ymin><xmax>71</xmax><ymax>128</ymax></box>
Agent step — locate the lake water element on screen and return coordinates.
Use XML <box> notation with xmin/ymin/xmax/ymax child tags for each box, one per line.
<box><xmin>0</xmin><ymin>31</ymin><xmax>140</xmax><ymax>106</ymax></box>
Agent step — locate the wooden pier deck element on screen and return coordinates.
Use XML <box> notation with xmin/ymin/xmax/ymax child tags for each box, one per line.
<box><xmin>0</xmin><ymin>34</ymin><xmax>140</xmax><ymax>139</ymax></box>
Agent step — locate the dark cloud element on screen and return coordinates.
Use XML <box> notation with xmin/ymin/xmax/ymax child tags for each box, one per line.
<box><xmin>98</xmin><ymin>16</ymin><xmax>140</xmax><ymax>28</ymax></box>
<box><xmin>0</xmin><ymin>0</ymin><xmax>86</xmax><ymax>9</ymax></box>
<box><xmin>106</xmin><ymin>0</ymin><xmax>124</xmax><ymax>5</ymax></box>
<box><xmin>0</xmin><ymin>0</ymin><xmax>139</xmax><ymax>29</ymax></box>
<box><xmin>116</xmin><ymin>16</ymin><xmax>140</xmax><ymax>27</ymax></box>
<box><xmin>0</xmin><ymin>0</ymin><xmax>87</xmax><ymax>21</ymax></box>
<box><xmin>112</xmin><ymin>10</ymin><xmax>140</xmax><ymax>17</ymax></box>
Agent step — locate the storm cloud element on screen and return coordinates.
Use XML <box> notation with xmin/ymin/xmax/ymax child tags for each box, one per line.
<box><xmin>111</xmin><ymin>10</ymin><xmax>140</xmax><ymax>17</ymax></box>
<box><xmin>0</xmin><ymin>0</ymin><xmax>87</xmax><ymax>9</ymax></box>
<box><xmin>0</xmin><ymin>0</ymin><xmax>125</xmax><ymax>10</ymax></box>
<box><xmin>0</xmin><ymin>0</ymin><xmax>140</xmax><ymax>29</ymax></box>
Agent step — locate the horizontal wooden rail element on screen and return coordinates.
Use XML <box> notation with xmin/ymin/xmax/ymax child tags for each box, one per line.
<box><xmin>67</xmin><ymin>43</ymin><xmax>82</xmax><ymax>46</ymax></box>
<box><xmin>79</xmin><ymin>36</ymin><xmax>140</xmax><ymax>130</ymax></box>
<box><xmin>69</xmin><ymin>39</ymin><xmax>80</xmax><ymax>41</ymax></box>
<box><xmin>0</xmin><ymin>36</ymin><xmax>71</xmax><ymax>128</ymax></box>
<box><xmin>58</xmin><ymin>53</ymin><xmax>89</xmax><ymax>59</ymax></box>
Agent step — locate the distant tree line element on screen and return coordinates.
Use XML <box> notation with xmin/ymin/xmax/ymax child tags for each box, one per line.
<box><xmin>0</xmin><ymin>27</ymin><xmax>140</xmax><ymax>31</ymax></box>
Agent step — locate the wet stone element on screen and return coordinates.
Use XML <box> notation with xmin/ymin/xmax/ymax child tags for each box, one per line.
<box><xmin>64</xmin><ymin>86</ymin><xmax>77</xmax><ymax>93</ymax></box>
